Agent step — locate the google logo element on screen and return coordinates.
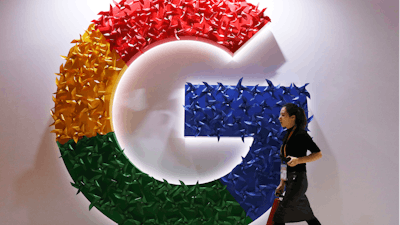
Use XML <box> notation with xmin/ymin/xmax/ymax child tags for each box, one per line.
<box><xmin>51</xmin><ymin>0</ymin><xmax>311</xmax><ymax>224</ymax></box>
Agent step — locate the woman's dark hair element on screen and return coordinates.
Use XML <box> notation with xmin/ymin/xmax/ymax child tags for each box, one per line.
<box><xmin>283</xmin><ymin>103</ymin><xmax>307</xmax><ymax>130</ymax></box>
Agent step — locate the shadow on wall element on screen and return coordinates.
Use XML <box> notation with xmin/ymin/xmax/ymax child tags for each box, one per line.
<box><xmin>13</xmin><ymin>117</ymin><xmax>111</xmax><ymax>225</ymax></box>
<box><xmin>307</xmin><ymin>118</ymin><xmax>344</xmax><ymax>225</ymax></box>
<box><xmin>179</xmin><ymin>28</ymin><xmax>286</xmax><ymax>83</ymax></box>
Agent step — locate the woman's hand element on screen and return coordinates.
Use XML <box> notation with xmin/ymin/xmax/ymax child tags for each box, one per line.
<box><xmin>287</xmin><ymin>156</ymin><xmax>300</xmax><ymax>167</ymax></box>
<box><xmin>275</xmin><ymin>183</ymin><xmax>285</xmax><ymax>196</ymax></box>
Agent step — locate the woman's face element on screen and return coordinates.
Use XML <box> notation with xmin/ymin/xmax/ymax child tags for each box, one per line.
<box><xmin>279</xmin><ymin>107</ymin><xmax>296</xmax><ymax>129</ymax></box>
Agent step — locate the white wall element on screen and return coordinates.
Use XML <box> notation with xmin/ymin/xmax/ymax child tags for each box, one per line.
<box><xmin>0</xmin><ymin>0</ymin><xmax>398</xmax><ymax>224</ymax></box>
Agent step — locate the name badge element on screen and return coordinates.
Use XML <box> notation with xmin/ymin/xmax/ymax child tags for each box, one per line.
<box><xmin>281</xmin><ymin>163</ymin><xmax>287</xmax><ymax>181</ymax></box>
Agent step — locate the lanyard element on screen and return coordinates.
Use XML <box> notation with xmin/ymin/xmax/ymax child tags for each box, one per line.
<box><xmin>281</xmin><ymin>126</ymin><xmax>296</xmax><ymax>158</ymax></box>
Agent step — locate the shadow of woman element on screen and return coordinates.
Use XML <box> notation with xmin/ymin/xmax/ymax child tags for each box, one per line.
<box><xmin>306</xmin><ymin>118</ymin><xmax>344</xmax><ymax>224</ymax></box>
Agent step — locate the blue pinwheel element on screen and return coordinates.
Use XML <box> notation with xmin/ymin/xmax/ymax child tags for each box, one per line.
<box><xmin>257</xmin><ymin>99</ymin><xmax>272</xmax><ymax>112</ymax></box>
<box><xmin>199</xmin><ymin>81</ymin><xmax>215</xmax><ymax>98</ymax></box>
<box><xmin>221</xmin><ymin>94</ymin><xmax>234</xmax><ymax>108</ymax></box>
<box><xmin>205</xmin><ymin>95</ymin><xmax>218</xmax><ymax>111</ymax></box>
<box><xmin>185</xmin><ymin>82</ymin><xmax>199</xmax><ymax>95</ymax></box>
<box><xmin>234</xmin><ymin>77</ymin><xmax>249</xmax><ymax>99</ymax></box>
<box><xmin>221</xmin><ymin>172</ymin><xmax>247</xmax><ymax>187</ymax></box>
<box><xmin>275</xmin><ymin>94</ymin><xmax>287</xmax><ymax>107</ymax></box>
<box><xmin>249</xmin><ymin>84</ymin><xmax>262</xmax><ymax>101</ymax></box>
<box><xmin>296</xmin><ymin>83</ymin><xmax>311</xmax><ymax>99</ymax></box>
<box><xmin>238</xmin><ymin>95</ymin><xmax>252</xmax><ymax>116</ymax></box>
<box><xmin>263</xmin><ymin>79</ymin><xmax>280</xmax><ymax>99</ymax></box>
<box><xmin>216</xmin><ymin>82</ymin><xmax>233</xmax><ymax>95</ymax></box>
<box><xmin>281</xmin><ymin>84</ymin><xmax>293</xmax><ymax>96</ymax></box>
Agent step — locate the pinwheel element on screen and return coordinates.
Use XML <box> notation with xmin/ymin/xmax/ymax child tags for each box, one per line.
<box><xmin>183</xmin><ymin>101</ymin><xmax>198</xmax><ymax>116</ymax></box>
<box><xmin>209</xmin><ymin>110</ymin><xmax>230</xmax><ymax>131</ymax></box>
<box><xmin>281</xmin><ymin>84</ymin><xmax>292</xmax><ymax>96</ymax></box>
<box><xmin>263</xmin><ymin>79</ymin><xmax>280</xmax><ymax>99</ymax></box>
<box><xmin>208</xmin><ymin>127</ymin><xmax>225</xmax><ymax>141</ymax></box>
<box><xmin>238</xmin><ymin>95</ymin><xmax>252</xmax><ymax>116</ymax></box>
<box><xmin>216</xmin><ymin>82</ymin><xmax>230</xmax><ymax>95</ymax></box>
<box><xmin>221</xmin><ymin>172</ymin><xmax>247</xmax><ymax>187</ymax></box>
<box><xmin>249</xmin><ymin>84</ymin><xmax>262</xmax><ymax>101</ymax></box>
<box><xmin>254</xmin><ymin>182</ymin><xmax>275</xmax><ymax>199</ymax></box>
<box><xmin>249</xmin><ymin>150</ymin><xmax>267</xmax><ymax>167</ymax></box>
<box><xmin>236</xmin><ymin>160</ymin><xmax>251</xmax><ymax>176</ymax></box>
<box><xmin>185</xmin><ymin>82</ymin><xmax>199</xmax><ymax>95</ymax></box>
<box><xmin>234</xmin><ymin>77</ymin><xmax>249</xmax><ymax>99</ymax></box>
<box><xmin>199</xmin><ymin>81</ymin><xmax>215</xmax><ymax>98</ymax></box>
<box><xmin>296</xmin><ymin>83</ymin><xmax>311</xmax><ymax>99</ymax></box>
<box><xmin>275</xmin><ymin>94</ymin><xmax>287</xmax><ymax>107</ymax></box>
<box><xmin>204</xmin><ymin>95</ymin><xmax>218</xmax><ymax>111</ymax></box>
<box><xmin>185</xmin><ymin>123</ymin><xmax>202</xmax><ymax>137</ymax></box>
<box><xmin>234</xmin><ymin>185</ymin><xmax>250</xmax><ymax>205</ymax></box>
<box><xmin>221</xmin><ymin>93</ymin><xmax>234</xmax><ymax>108</ymax></box>
<box><xmin>226</xmin><ymin>113</ymin><xmax>242</xmax><ymax>128</ymax></box>
<box><xmin>245</xmin><ymin>114</ymin><xmax>264</xmax><ymax>134</ymax></box>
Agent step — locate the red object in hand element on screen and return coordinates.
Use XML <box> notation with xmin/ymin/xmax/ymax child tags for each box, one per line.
<box><xmin>266</xmin><ymin>198</ymin><xmax>280</xmax><ymax>225</ymax></box>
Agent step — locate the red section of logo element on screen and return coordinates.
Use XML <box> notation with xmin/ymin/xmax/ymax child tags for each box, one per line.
<box><xmin>91</xmin><ymin>0</ymin><xmax>270</xmax><ymax>63</ymax></box>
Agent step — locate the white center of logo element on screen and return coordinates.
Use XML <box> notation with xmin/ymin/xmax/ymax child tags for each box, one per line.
<box><xmin>112</xmin><ymin>27</ymin><xmax>283</xmax><ymax>185</ymax></box>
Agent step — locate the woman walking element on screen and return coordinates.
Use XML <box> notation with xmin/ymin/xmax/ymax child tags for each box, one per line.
<box><xmin>273</xmin><ymin>103</ymin><xmax>323</xmax><ymax>225</ymax></box>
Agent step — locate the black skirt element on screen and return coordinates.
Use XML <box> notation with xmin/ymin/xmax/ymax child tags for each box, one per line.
<box><xmin>272</xmin><ymin>171</ymin><xmax>316</xmax><ymax>223</ymax></box>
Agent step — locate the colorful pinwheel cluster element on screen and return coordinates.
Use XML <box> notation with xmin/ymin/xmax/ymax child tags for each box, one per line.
<box><xmin>51</xmin><ymin>24</ymin><xmax>126</xmax><ymax>144</ymax></box>
<box><xmin>91</xmin><ymin>0</ymin><xmax>271</xmax><ymax>62</ymax></box>
<box><xmin>60</xmin><ymin>132</ymin><xmax>253</xmax><ymax>224</ymax></box>
<box><xmin>184</xmin><ymin>78</ymin><xmax>312</xmax><ymax>219</ymax></box>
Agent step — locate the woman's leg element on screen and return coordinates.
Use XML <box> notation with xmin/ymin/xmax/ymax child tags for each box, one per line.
<box><xmin>306</xmin><ymin>217</ymin><xmax>321</xmax><ymax>225</ymax></box>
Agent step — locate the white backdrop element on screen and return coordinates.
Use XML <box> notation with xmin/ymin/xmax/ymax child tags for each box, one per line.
<box><xmin>0</xmin><ymin>0</ymin><xmax>398</xmax><ymax>225</ymax></box>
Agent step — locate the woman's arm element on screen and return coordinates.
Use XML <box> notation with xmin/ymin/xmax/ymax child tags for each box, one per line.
<box><xmin>288</xmin><ymin>131</ymin><xmax>322</xmax><ymax>166</ymax></box>
<box><xmin>297</xmin><ymin>151</ymin><xmax>322</xmax><ymax>164</ymax></box>
<box><xmin>287</xmin><ymin>152</ymin><xmax>322</xmax><ymax>167</ymax></box>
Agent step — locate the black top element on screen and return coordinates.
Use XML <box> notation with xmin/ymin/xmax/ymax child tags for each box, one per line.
<box><xmin>281</xmin><ymin>126</ymin><xmax>321</xmax><ymax>173</ymax></box>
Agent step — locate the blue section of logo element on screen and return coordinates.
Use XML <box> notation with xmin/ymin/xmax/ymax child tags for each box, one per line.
<box><xmin>183</xmin><ymin>78</ymin><xmax>312</xmax><ymax>220</ymax></box>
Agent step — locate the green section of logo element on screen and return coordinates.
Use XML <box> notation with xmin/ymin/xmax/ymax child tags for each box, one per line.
<box><xmin>58</xmin><ymin>132</ymin><xmax>253</xmax><ymax>225</ymax></box>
